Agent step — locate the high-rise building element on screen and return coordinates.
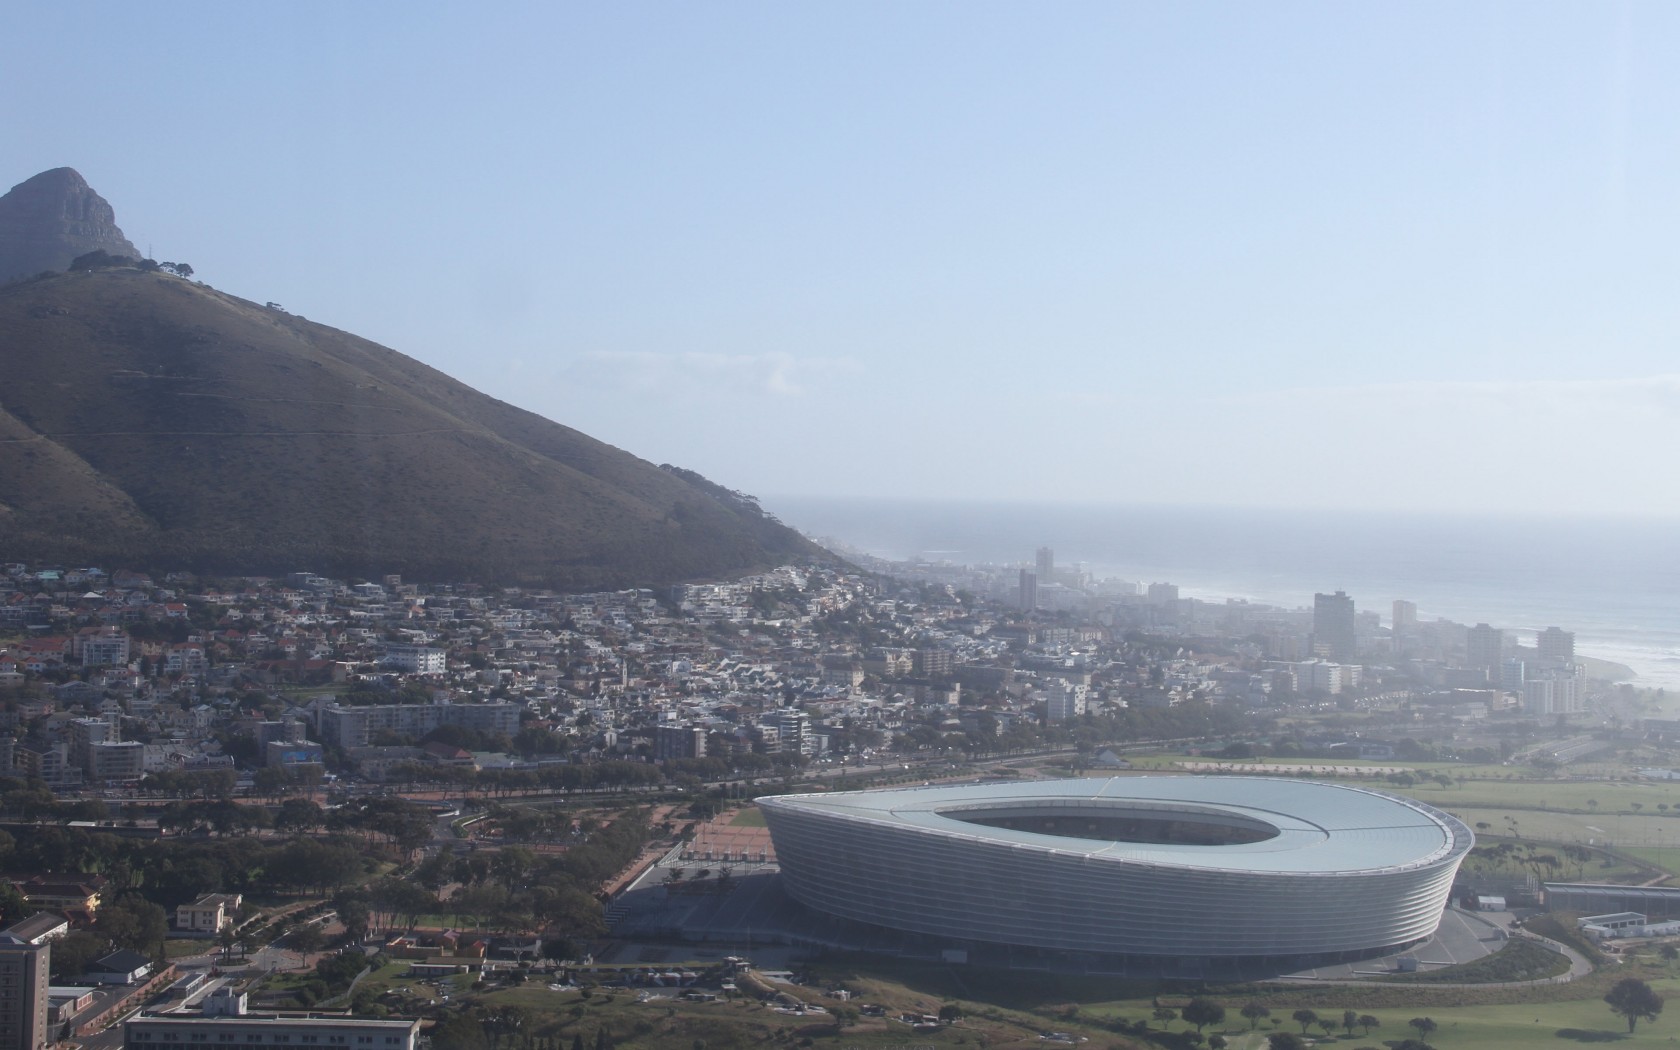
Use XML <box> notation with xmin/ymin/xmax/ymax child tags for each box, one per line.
<box><xmin>1499</xmin><ymin>658</ymin><xmax>1526</xmax><ymax>693</ymax></box>
<box><xmin>767</xmin><ymin>709</ymin><xmax>813</xmax><ymax>756</ymax></box>
<box><xmin>1044</xmin><ymin>682</ymin><xmax>1087</xmax><ymax>723</ymax></box>
<box><xmin>1466</xmin><ymin>623</ymin><xmax>1505</xmax><ymax>679</ymax></box>
<box><xmin>1537</xmin><ymin>627</ymin><xmax>1575</xmax><ymax>668</ymax></box>
<box><xmin>0</xmin><ymin>925</ymin><xmax>49</xmax><ymax>1050</ymax></box>
<box><xmin>1392</xmin><ymin>600</ymin><xmax>1417</xmax><ymax>653</ymax></box>
<box><xmin>654</xmin><ymin>724</ymin><xmax>707</xmax><ymax>762</ymax></box>
<box><xmin>1018</xmin><ymin>570</ymin><xmax>1038</xmax><ymax>612</ymax></box>
<box><xmin>1036</xmin><ymin>547</ymin><xmax>1055</xmax><ymax>583</ymax></box>
<box><xmin>1312</xmin><ymin>591</ymin><xmax>1358</xmax><ymax>662</ymax></box>
<box><xmin>1522</xmin><ymin>671</ymin><xmax>1582</xmax><ymax>717</ymax></box>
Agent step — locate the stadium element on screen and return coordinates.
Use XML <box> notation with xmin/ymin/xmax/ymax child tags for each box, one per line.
<box><xmin>758</xmin><ymin>776</ymin><xmax>1474</xmax><ymax>962</ymax></box>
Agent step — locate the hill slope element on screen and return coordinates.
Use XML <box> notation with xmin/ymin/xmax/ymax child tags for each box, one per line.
<box><xmin>0</xmin><ymin>268</ymin><xmax>822</xmax><ymax>587</ymax></box>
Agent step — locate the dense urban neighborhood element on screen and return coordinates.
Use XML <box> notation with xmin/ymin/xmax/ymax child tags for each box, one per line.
<box><xmin>0</xmin><ymin>552</ymin><xmax>1661</xmax><ymax>1050</ymax></box>
<box><xmin>0</xmin><ymin>551</ymin><xmax>1615</xmax><ymax>797</ymax></box>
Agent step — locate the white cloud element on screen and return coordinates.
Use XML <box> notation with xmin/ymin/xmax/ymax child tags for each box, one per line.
<box><xmin>563</xmin><ymin>351</ymin><xmax>861</xmax><ymax>397</ymax></box>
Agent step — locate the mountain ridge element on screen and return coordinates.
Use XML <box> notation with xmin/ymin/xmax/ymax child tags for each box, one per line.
<box><xmin>0</xmin><ymin>168</ymin><xmax>140</xmax><ymax>284</ymax></box>
<box><xmin>0</xmin><ymin>265</ymin><xmax>825</xmax><ymax>587</ymax></box>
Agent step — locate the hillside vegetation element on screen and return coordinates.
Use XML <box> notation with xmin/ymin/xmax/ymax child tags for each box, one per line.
<box><xmin>0</xmin><ymin>268</ymin><xmax>822</xmax><ymax>586</ymax></box>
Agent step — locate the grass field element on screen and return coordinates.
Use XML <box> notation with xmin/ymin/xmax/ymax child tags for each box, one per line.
<box><xmin>729</xmin><ymin>806</ymin><xmax>767</xmax><ymax>827</ymax></box>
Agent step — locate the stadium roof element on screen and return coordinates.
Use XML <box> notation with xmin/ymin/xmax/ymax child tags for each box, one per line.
<box><xmin>766</xmin><ymin>776</ymin><xmax>1466</xmax><ymax>875</ymax></box>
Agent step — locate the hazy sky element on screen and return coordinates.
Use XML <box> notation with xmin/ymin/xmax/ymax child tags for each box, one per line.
<box><xmin>10</xmin><ymin>2</ymin><xmax>1680</xmax><ymax>515</ymax></box>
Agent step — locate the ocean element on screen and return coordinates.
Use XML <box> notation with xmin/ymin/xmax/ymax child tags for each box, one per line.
<box><xmin>768</xmin><ymin>496</ymin><xmax>1680</xmax><ymax>690</ymax></box>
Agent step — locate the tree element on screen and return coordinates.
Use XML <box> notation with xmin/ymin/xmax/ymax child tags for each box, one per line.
<box><xmin>1605</xmin><ymin>976</ymin><xmax>1664</xmax><ymax>1033</ymax></box>
<box><xmin>1317</xmin><ymin>1019</ymin><xmax>1336</xmax><ymax>1038</ymax></box>
<box><xmin>937</xmin><ymin>1004</ymin><xmax>963</xmax><ymax>1023</ymax></box>
<box><xmin>1408</xmin><ymin>1017</ymin><xmax>1438</xmax><ymax>1041</ymax></box>
<box><xmin>69</xmin><ymin>250</ymin><xmax>135</xmax><ymax>271</ymax></box>
<box><xmin>275</xmin><ymin>797</ymin><xmax>325</xmax><ymax>832</ymax></box>
<box><xmin>1358</xmin><ymin>1014</ymin><xmax>1380</xmax><ymax>1036</ymax></box>
<box><xmin>1181</xmin><ymin>998</ymin><xmax>1225</xmax><ymax>1033</ymax></box>
<box><xmin>1267</xmin><ymin>1034</ymin><xmax>1306</xmax><ymax>1050</ymax></box>
<box><xmin>432</xmin><ymin>1015</ymin><xmax>489</xmax><ymax>1050</ymax></box>
<box><xmin>336</xmin><ymin>897</ymin><xmax>371</xmax><ymax>943</ymax></box>
<box><xmin>288</xmin><ymin>922</ymin><xmax>324</xmax><ymax>955</ymax></box>
<box><xmin>1242</xmin><ymin>1003</ymin><xmax>1271</xmax><ymax>1030</ymax></box>
<box><xmin>0</xmin><ymin>882</ymin><xmax>28</xmax><ymax>929</ymax></box>
<box><xmin>1208</xmin><ymin>1037</ymin><xmax>1227</xmax><ymax>1050</ymax></box>
<box><xmin>98</xmin><ymin>894</ymin><xmax>169</xmax><ymax>959</ymax></box>
<box><xmin>1153</xmin><ymin>1007</ymin><xmax>1177</xmax><ymax>1028</ymax></box>
<box><xmin>1292</xmin><ymin>1008</ymin><xmax>1318</xmax><ymax>1035</ymax></box>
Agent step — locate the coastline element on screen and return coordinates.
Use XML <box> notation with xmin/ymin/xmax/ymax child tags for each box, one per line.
<box><xmin>776</xmin><ymin>496</ymin><xmax>1680</xmax><ymax>692</ymax></box>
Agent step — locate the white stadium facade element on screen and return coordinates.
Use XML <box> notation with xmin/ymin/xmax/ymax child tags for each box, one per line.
<box><xmin>758</xmin><ymin>776</ymin><xmax>1473</xmax><ymax>961</ymax></box>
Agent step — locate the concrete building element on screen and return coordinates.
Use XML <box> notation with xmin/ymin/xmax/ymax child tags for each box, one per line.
<box><xmin>74</xmin><ymin>627</ymin><xmax>129</xmax><ymax>669</ymax></box>
<box><xmin>316</xmin><ymin>702</ymin><xmax>520</xmax><ymax>749</ymax></box>
<box><xmin>653</xmin><ymin>725</ymin><xmax>706</xmax><ymax>762</ymax></box>
<box><xmin>174</xmin><ymin>894</ymin><xmax>242</xmax><ymax>934</ymax></box>
<box><xmin>1523</xmin><ymin>671</ymin><xmax>1582</xmax><ymax>717</ymax></box>
<box><xmin>1312</xmin><ymin>591</ymin><xmax>1357</xmax><ymax>662</ymax></box>
<box><xmin>380</xmin><ymin>646</ymin><xmax>445</xmax><ymax>674</ymax></box>
<box><xmin>1145</xmin><ymin>582</ymin><xmax>1179</xmax><ymax>605</ymax></box>
<box><xmin>766</xmin><ymin>709</ymin><xmax>813</xmax><ymax>756</ymax></box>
<box><xmin>1017</xmin><ymin>570</ymin><xmax>1037</xmax><ymax>612</ymax></box>
<box><xmin>1499</xmin><ymin>658</ymin><xmax>1526</xmax><ymax>693</ymax></box>
<box><xmin>0</xmin><ymin>921</ymin><xmax>50</xmax><ymax>1050</ymax></box>
<box><xmin>1044</xmin><ymin>682</ymin><xmax>1087</xmax><ymax>724</ymax></box>
<box><xmin>125</xmin><ymin>1013</ymin><xmax>420</xmax><ymax>1050</ymax></box>
<box><xmin>88</xmin><ymin>742</ymin><xmax>145</xmax><ymax>783</ymax></box>
<box><xmin>1036</xmin><ymin>547</ymin><xmax>1054</xmax><ymax>584</ymax></box>
<box><xmin>1537</xmin><ymin>627</ymin><xmax>1576</xmax><ymax>668</ymax></box>
<box><xmin>1391</xmin><ymin>600</ymin><xmax>1417</xmax><ymax>653</ymax></box>
<box><xmin>263</xmin><ymin>740</ymin><xmax>324</xmax><ymax>771</ymax></box>
<box><xmin>1466</xmin><ymin>623</ymin><xmax>1505</xmax><ymax>680</ymax></box>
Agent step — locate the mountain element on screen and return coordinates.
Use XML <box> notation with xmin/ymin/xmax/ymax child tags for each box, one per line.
<box><xmin>0</xmin><ymin>168</ymin><xmax>140</xmax><ymax>284</ymax></box>
<box><xmin>0</xmin><ymin>190</ymin><xmax>823</xmax><ymax>588</ymax></box>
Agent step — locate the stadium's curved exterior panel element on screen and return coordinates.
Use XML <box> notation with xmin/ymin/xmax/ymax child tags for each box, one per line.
<box><xmin>758</xmin><ymin>777</ymin><xmax>1472</xmax><ymax>959</ymax></box>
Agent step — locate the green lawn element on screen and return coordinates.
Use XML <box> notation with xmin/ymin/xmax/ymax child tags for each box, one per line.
<box><xmin>1175</xmin><ymin>990</ymin><xmax>1680</xmax><ymax>1049</ymax></box>
<box><xmin>1446</xmin><ymin>806</ymin><xmax>1680</xmax><ymax>854</ymax></box>
<box><xmin>729</xmin><ymin>807</ymin><xmax>767</xmax><ymax>828</ymax></box>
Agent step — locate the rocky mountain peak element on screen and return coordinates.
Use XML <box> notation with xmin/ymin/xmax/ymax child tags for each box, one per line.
<box><xmin>0</xmin><ymin>167</ymin><xmax>141</xmax><ymax>283</ymax></box>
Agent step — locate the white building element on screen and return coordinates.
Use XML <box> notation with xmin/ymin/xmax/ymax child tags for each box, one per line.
<box><xmin>1044</xmin><ymin>682</ymin><xmax>1087</xmax><ymax>724</ymax></box>
<box><xmin>381</xmin><ymin>646</ymin><xmax>445</xmax><ymax>674</ymax></box>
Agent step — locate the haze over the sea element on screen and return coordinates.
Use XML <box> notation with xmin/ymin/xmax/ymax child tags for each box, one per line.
<box><xmin>774</xmin><ymin>497</ymin><xmax>1680</xmax><ymax>690</ymax></box>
